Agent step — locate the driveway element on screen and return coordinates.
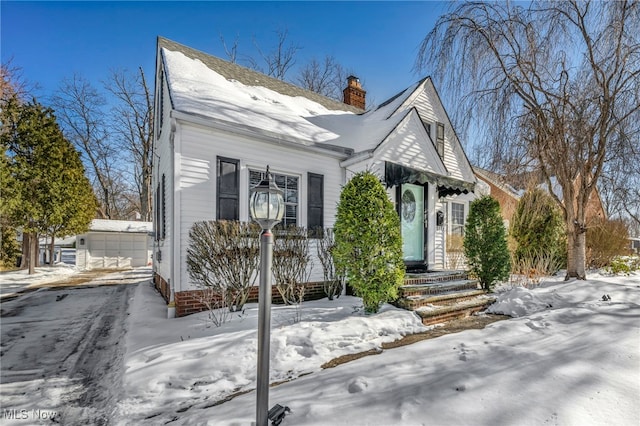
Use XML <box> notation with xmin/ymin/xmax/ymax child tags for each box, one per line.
<box><xmin>0</xmin><ymin>268</ymin><xmax>151</xmax><ymax>425</ymax></box>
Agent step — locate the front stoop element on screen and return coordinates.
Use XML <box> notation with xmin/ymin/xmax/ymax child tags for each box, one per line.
<box><xmin>394</xmin><ymin>271</ymin><xmax>496</xmax><ymax>326</ymax></box>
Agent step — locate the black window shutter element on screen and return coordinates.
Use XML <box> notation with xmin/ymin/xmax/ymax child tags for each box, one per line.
<box><xmin>307</xmin><ymin>173</ymin><xmax>324</xmax><ymax>237</ymax></box>
<box><xmin>217</xmin><ymin>157</ymin><xmax>239</xmax><ymax>220</ymax></box>
<box><xmin>436</xmin><ymin>122</ymin><xmax>445</xmax><ymax>158</ymax></box>
<box><xmin>155</xmin><ymin>182</ymin><xmax>160</xmax><ymax>241</ymax></box>
<box><xmin>161</xmin><ymin>173</ymin><xmax>166</xmax><ymax>239</ymax></box>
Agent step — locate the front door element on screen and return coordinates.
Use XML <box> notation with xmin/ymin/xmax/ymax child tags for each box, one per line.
<box><xmin>400</xmin><ymin>183</ymin><xmax>425</xmax><ymax>263</ymax></box>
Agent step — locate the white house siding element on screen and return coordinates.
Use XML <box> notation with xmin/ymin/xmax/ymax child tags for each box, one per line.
<box><xmin>176</xmin><ymin>121</ymin><xmax>345</xmax><ymax>292</ymax></box>
<box><xmin>434</xmin><ymin>199</ymin><xmax>447</xmax><ymax>269</ymax></box>
<box><xmin>400</xmin><ymin>83</ymin><xmax>475</xmax><ymax>184</ymax></box>
<box><xmin>152</xmin><ymin>68</ymin><xmax>174</xmax><ymax>295</ymax></box>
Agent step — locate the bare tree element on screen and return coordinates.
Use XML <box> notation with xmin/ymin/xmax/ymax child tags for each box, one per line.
<box><xmin>295</xmin><ymin>55</ymin><xmax>348</xmax><ymax>101</ymax></box>
<box><xmin>416</xmin><ymin>0</ymin><xmax>640</xmax><ymax>279</ymax></box>
<box><xmin>248</xmin><ymin>28</ymin><xmax>301</xmax><ymax>80</ymax></box>
<box><xmin>52</xmin><ymin>74</ymin><xmax>128</xmax><ymax>219</ymax></box>
<box><xmin>219</xmin><ymin>33</ymin><xmax>239</xmax><ymax>63</ymax></box>
<box><xmin>106</xmin><ymin>67</ymin><xmax>154</xmax><ymax>221</ymax></box>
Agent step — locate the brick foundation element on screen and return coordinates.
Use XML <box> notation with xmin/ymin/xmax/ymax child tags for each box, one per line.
<box><xmin>154</xmin><ymin>273</ymin><xmax>170</xmax><ymax>303</ymax></box>
<box><xmin>173</xmin><ymin>281</ymin><xmax>329</xmax><ymax>318</ymax></box>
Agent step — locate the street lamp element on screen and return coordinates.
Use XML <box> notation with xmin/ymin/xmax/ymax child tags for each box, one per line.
<box><xmin>249</xmin><ymin>166</ymin><xmax>284</xmax><ymax>426</ymax></box>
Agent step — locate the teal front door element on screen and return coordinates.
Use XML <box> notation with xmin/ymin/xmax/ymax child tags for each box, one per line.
<box><xmin>400</xmin><ymin>184</ymin><xmax>425</xmax><ymax>262</ymax></box>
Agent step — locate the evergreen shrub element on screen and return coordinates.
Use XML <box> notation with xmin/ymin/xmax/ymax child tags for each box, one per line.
<box><xmin>510</xmin><ymin>188</ymin><xmax>565</xmax><ymax>275</ymax></box>
<box><xmin>464</xmin><ymin>195</ymin><xmax>510</xmax><ymax>291</ymax></box>
<box><xmin>333</xmin><ymin>171</ymin><xmax>405</xmax><ymax>313</ymax></box>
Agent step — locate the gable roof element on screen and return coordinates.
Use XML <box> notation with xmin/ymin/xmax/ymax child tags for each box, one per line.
<box><xmin>474</xmin><ymin>167</ymin><xmax>522</xmax><ymax>200</ymax></box>
<box><xmin>158</xmin><ymin>37</ymin><xmax>362</xmax><ymax>114</ymax></box>
<box><xmin>157</xmin><ymin>37</ymin><xmax>475</xmax><ymax>189</ymax></box>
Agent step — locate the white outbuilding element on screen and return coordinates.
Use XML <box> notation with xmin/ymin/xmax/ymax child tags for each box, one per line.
<box><xmin>76</xmin><ymin>219</ymin><xmax>153</xmax><ymax>270</ymax></box>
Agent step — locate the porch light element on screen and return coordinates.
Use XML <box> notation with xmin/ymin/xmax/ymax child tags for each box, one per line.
<box><xmin>249</xmin><ymin>165</ymin><xmax>284</xmax><ymax>426</ymax></box>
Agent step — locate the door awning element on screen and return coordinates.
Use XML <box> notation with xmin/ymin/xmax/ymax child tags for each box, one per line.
<box><xmin>385</xmin><ymin>162</ymin><xmax>475</xmax><ymax>197</ymax></box>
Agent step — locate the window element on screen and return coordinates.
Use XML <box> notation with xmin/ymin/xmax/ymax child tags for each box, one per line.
<box><xmin>307</xmin><ymin>173</ymin><xmax>324</xmax><ymax>237</ymax></box>
<box><xmin>249</xmin><ymin>169</ymin><xmax>298</xmax><ymax>227</ymax></box>
<box><xmin>451</xmin><ymin>202</ymin><xmax>465</xmax><ymax>236</ymax></box>
<box><xmin>436</xmin><ymin>122</ymin><xmax>445</xmax><ymax>158</ymax></box>
<box><xmin>217</xmin><ymin>157</ymin><xmax>239</xmax><ymax>220</ymax></box>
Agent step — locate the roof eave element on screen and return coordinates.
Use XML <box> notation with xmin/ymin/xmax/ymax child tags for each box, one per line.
<box><xmin>171</xmin><ymin>110</ymin><xmax>353</xmax><ymax>159</ymax></box>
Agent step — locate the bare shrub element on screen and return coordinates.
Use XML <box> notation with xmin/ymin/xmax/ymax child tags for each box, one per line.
<box><xmin>316</xmin><ymin>228</ymin><xmax>344</xmax><ymax>299</ymax></box>
<box><xmin>586</xmin><ymin>219</ymin><xmax>631</xmax><ymax>269</ymax></box>
<box><xmin>197</xmin><ymin>287</ymin><xmax>233</xmax><ymax>327</ymax></box>
<box><xmin>272</xmin><ymin>226</ymin><xmax>311</xmax><ymax>306</ymax></box>
<box><xmin>187</xmin><ymin>220</ymin><xmax>261</xmax><ymax>325</ymax></box>
<box><xmin>510</xmin><ymin>249</ymin><xmax>563</xmax><ymax>288</ymax></box>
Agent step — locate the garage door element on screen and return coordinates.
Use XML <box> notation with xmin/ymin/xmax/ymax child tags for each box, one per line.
<box><xmin>87</xmin><ymin>233</ymin><xmax>149</xmax><ymax>269</ymax></box>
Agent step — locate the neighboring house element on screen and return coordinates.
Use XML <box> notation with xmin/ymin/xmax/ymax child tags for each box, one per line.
<box><xmin>474</xmin><ymin>167</ymin><xmax>606</xmax><ymax>228</ymax></box>
<box><xmin>152</xmin><ymin>37</ymin><xmax>477</xmax><ymax>317</ymax></box>
<box><xmin>76</xmin><ymin>219</ymin><xmax>153</xmax><ymax>270</ymax></box>
<box><xmin>474</xmin><ymin>167</ymin><xmax>522</xmax><ymax>227</ymax></box>
<box><xmin>630</xmin><ymin>237</ymin><xmax>640</xmax><ymax>255</ymax></box>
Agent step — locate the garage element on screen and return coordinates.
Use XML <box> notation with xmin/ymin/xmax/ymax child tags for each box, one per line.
<box><xmin>76</xmin><ymin>219</ymin><xmax>153</xmax><ymax>270</ymax></box>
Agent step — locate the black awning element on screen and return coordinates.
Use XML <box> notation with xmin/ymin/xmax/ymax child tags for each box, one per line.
<box><xmin>384</xmin><ymin>161</ymin><xmax>475</xmax><ymax>197</ymax></box>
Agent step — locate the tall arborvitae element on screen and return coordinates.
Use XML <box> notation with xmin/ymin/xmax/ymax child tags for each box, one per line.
<box><xmin>464</xmin><ymin>195</ymin><xmax>510</xmax><ymax>291</ymax></box>
<box><xmin>1</xmin><ymin>99</ymin><xmax>96</xmax><ymax>272</ymax></box>
<box><xmin>333</xmin><ymin>171</ymin><xmax>405</xmax><ymax>313</ymax></box>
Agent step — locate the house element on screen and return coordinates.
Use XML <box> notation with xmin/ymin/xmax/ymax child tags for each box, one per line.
<box><xmin>474</xmin><ymin>167</ymin><xmax>607</xmax><ymax>228</ymax></box>
<box><xmin>473</xmin><ymin>167</ymin><xmax>522</xmax><ymax>227</ymax></box>
<box><xmin>152</xmin><ymin>37</ymin><xmax>477</xmax><ymax>317</ymax></box>
<box><xmin>76</xmin><ymin>219</ymin><xmax>153</xmax><ymax>270</ymax></box>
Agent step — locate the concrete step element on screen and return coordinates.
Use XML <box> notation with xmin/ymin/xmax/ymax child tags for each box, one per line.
<box><xmin>397</xmin><ymin>289</ymin><xmax>487</xmax><ymax>310</ymax></box>
<box><xmin>404</xmin><ymin>271</ymin><xmax>468</xmax><ymax>285</ymax></box>
<box><xmin>399</xmin><ymin>279</ymin><xmax>479</xmax><ymax>298</ymax></box>
<box><xmin>414</xmin><ymin>296</ymin><xmax>497</xmax><ymax>326</ymax></box>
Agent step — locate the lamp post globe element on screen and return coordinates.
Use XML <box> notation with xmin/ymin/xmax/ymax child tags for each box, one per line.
<box><xmin>249</xmin><ymin>166</ymin><xmax>284</xmax><ymax>426</ymax></box>
<box><xmin>249</xmin><ymin>167</ymin><xmax>285</xmax><ymax>231</ymax></box>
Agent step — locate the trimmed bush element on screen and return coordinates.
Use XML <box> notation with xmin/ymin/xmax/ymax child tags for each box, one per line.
<box><xmin>272</xmin><ymin>225</ymin><xmax>311</xmax><ymax>305</ymax></box>
<box><xmin>464</xmin><ymin>195</ymin><xmax>510</xmax><ymax>291</ymax></box>
<box><xmin>316</xmin><ymin>228</ymin><xmax>344</xmax><ymax>300</ymax></box>
<box><xmin>186</xmin><ymin>220</ymin><xmax>261</xmax><ymax>317</ymax></box>
<box><xmin>333</xmin><ymin>171</ymin><xmax>405</xmax><ymax>313</ymax></box>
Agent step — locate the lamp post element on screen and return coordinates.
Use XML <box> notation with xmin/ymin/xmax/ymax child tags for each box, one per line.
<box><xmin>249</xmin><ymin>166</ymin><xmax>284</xmax><ymax>426</ymax></box>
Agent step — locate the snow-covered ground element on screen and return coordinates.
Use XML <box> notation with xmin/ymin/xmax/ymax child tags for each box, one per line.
<box><xmin>0</xmin><ymin>263</ymin><xmax>79</xmax><ymax>296</ymax></box>
<box><xmin>2</xmin><ymin>267</ymin><xmax>638</xmax><ymax>425</ymax></box>
<box><xmin>114</xmin><ymin>272</ymin><xmax>640</xmax><ymax>425</ymax></box>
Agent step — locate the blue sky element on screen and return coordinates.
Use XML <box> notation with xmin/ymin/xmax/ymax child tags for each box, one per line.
<box><xmin>2</xmin><ymin>1</ymin><xmax>447</xmax><ymax>107</ymax></box>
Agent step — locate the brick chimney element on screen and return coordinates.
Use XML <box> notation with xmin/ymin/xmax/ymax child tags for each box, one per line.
<box><xmin>343</xmin><ymin>75</ymin><xmax>366</xmax><ymax>110</ymax></box>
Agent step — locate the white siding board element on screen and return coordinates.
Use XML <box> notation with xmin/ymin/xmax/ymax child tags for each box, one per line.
<box><xmin>176</xmin><ymin>122</ymin><xmax>344</xmax><ymax>291</ymax></box>
<box><xmin>152</xmin><ymin>72</ymin><xmax>174</xmax><ymax>289</ymax></box>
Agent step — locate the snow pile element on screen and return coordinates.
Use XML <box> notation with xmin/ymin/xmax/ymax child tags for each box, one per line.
<box><xmin>118</xmin><ymin>285</ymin><xmax>426</xmax><ymax>421</ymax></box>
<box><xmin>116</xmin><ymin>274</ymin><xmax>640</xmax><ymax>425</ymax></box>
<box><xmin>0</xmin><ymin>263</ymin><xmax>78</xmax><ymax>297</ymax></box>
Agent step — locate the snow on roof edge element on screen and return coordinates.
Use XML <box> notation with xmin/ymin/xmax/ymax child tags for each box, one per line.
<box><xmin>88</xmin><ymin>219</ymin><xmax>153</xmax><ymax>233</ymax></box>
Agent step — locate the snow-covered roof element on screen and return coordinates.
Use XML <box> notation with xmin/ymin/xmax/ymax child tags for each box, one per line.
<box><xmin>159</xmin><ymin>37</ymin><xmax>475</xmax><ymax>188</ymax></box>
<box><xmin>88</xmin><ymin>219</ymin><xmax>152</xmax><ymax>233</ymax></box>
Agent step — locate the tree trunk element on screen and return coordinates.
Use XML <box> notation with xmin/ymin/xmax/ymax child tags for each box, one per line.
<box><xmin>49</xmin><ymin>235</ymin><xmax>56</xmax><ymax>265</ymax></box>
<box><xmin>19</xmin><ymin>236</ymin><xmax>28</xmax><ymax>269</ymax></box>
<box><xmin>565</xmin><ymin>218</ymin><xmax>587</xmax><ymax>280</ymax></box>
<box><xmin>28</xmin><ymin>233</ymin><xmax>36</xmax><ymax>274</ymax></box>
